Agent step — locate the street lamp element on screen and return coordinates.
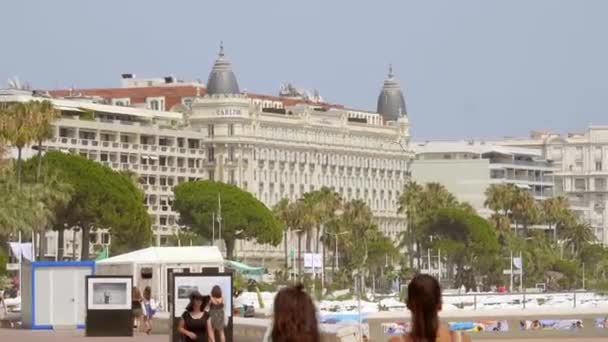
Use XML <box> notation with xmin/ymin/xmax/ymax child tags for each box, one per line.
<box><xmin>290</xmin><ymin>229</ymin><xmax>302</xmax><ymax>282</ymax></box>
<box><xmin>327</xmin><ymin>231</ymin><xmax>349</xmax><ymax>271</ymax></box>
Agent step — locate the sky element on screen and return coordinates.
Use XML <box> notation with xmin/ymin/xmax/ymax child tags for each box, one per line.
<box><xmin>2</xmin><ymin>0</ymin><xmax>608</xmax><ymax>140</ymax></box>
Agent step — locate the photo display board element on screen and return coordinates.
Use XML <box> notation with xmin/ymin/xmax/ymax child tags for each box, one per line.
<box><xmin>85</xmin><ymin>275</ymin><xmax>133</xmax><ymax>337</ymax></box>
<box><xmin>171</xmin><ymin>273</ymin><xmax>233</xmax><ymax>342</ymax></box>
<box><xmin>88</xmin><ymin>277</ymin><xmax>132</xmax><ymax>310</ymax></box>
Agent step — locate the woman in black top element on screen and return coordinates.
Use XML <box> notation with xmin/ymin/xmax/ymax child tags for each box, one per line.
<box><xmin>178</xmin><ymin>291</ymin><xmax>213</xmax><ymax>342</ymax></box>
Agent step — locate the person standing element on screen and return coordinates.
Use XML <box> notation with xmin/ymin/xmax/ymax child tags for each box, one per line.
<box><xmin>389</xmin><ymin>274</ymin><xmax>471</xmax><ymax>342</ymax></box>
<box><xmin>209</xmin><ymin>285</ymin><xmax>226</xmax><ymax>342</ymax></box>
<box><xmin>142</xmin><ymin>286</ymin><xmax>159</xmax><ymax>334</ymax></box>
<box><xmin>177</xmin><ymin>291</ymin><xmax>213</xmax><ymax>342</ymax></box>
<box><xmin>132</xmin><ymin>287</ymin><xmax>144</xmax><ymax>330</ymax></box>
<box><xmin>0</xmin><ymin>291</ymin><xmax>7</xmax><ymax>322</ymax></box>
<box><xmin>267</xmin><ymin>284</ymin><xmax>320</xmax><ymax>342</ymax></box>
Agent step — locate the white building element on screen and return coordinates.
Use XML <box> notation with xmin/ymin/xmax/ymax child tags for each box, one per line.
<box><xmin>0</xmin><ymin>46</ymin><xmax>413</xmax><ymax>260</ymax></box>
<box><xmin>411</xmin><ymin>141</ymin><xmax>555</xmax><ymax>218</ymax></box>
<box><xmin>495</xmin><ymin>127</ymin><xmax>608</xmax><ymax>244</ymax></box>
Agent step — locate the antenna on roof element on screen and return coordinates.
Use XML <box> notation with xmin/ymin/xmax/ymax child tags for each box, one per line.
<box><xmin>219</xmin><ymin>41</ymin><xmax>224</xmax><ymax>57</ymax></box>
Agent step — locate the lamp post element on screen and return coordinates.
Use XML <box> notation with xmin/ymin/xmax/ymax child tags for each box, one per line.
<box><xmin>291</xmin><ymin>229</ymin><xmax>302</xmax><ymax>282</ymax></box>
<box><xmin>328</xmin><ymin>231</ymin><xmax>349</xmax><ymax>271</ymax></box>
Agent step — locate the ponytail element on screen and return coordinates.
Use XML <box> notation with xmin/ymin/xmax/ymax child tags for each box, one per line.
<box><xmin>407</xmin><ymin>274</ymin><xmax>441</xmax><ymax>342</ymax></box>
<box><xmin>410</xmin><ymin>302</ymin><xmax>438</xmax><ymax>342</ymax></box>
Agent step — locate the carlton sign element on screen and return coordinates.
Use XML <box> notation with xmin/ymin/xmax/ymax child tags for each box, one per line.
<box><xmin>216</xmin><ymin>108</ymin><xmax>243</xmax><ymax>117</ymax></box>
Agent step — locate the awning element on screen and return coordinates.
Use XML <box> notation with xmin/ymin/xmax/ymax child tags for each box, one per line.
<box><xmin>224</xmin><ymin>260</ymin><xmax>265</xmax><ymax>276</ymax></box>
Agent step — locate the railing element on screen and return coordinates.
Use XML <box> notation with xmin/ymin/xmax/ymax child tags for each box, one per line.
<box><xmin>441</xmin><ymin>290</ymin><xmax>606</xmax><ymax>310</ymax></box>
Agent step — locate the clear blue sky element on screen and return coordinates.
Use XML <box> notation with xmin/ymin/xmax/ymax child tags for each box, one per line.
<box><xmin>2</xmin><ymin>0</ymin><xmax>607</xmax><ymax>140</ymax></box>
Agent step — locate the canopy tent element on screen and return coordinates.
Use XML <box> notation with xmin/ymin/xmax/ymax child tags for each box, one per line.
<box><xmin>96</xmin><ymin>246</ymin><xmax>224</xmax><ymax>266</ymax></box>
<box><xmin>224</xmin><ymin>260</ymin><xmax>265</xmax><ymax>276</ymax></box>
<box><xmin>96</xmin><ymin>246</ymin><xmax>224</xmax><ymax>311</ymax></box>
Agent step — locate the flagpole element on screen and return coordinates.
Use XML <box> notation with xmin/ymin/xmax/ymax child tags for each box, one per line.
<box><xmin>18</xmin><ymin>231</ymin><xmax>22</xmax><ymax>295</ymax></box>
<box><xmin>218</xmin><ymin>193</ymin><xmax>222</xmax><ymax>241</ymax></box>
<box><xmin>510</xmin><ymin>250</ymin><xmax>513</xmax><ymax>292</ymax></box>
<box><xmin>519</xmin><ymin>251</ymin><xmax>523</xmax><ymax>292</ymax></box>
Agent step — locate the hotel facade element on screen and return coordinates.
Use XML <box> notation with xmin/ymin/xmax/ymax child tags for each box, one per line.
<box><xmin>1</xmin><ymin>46</ymin><xmax>413</xmax><ymax>260</ymax></box>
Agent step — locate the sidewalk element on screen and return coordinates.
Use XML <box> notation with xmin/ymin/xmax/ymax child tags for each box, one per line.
<box><xmin>0</xmin><ymin>329</ymin><xmax>606</xmax><ymax>342</ymax></box>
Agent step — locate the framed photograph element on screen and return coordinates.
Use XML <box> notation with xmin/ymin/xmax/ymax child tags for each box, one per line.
<box><xmin>87</xmin><ymin>276</ymin><xmax>132</xmax><ymax>310</ymax></box>
<box><xmin>172</xmin><ymin>273</ymin><xmax>232</xmax><ymax>319</ymax></box>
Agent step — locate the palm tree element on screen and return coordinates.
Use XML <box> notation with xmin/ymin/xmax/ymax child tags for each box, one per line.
<box><xmin>273</xmin><ymin>198</ymin><xmax>291</xmax><ymax>273</ymax></box>
<box><xmin>341</xmin><ymin>199</ymin><xmax>375</xmax><ymax>266</ymax></box>
<box><xmin>0</xmin><ymin>102</ymin><xmax>37</xmax><ymax>188</ymax></box>
<box><xmin>34</xmin><ymin>172</ymin><xmax>72</xmax><ymax>259</ymax></box>
<box><xmin>560</xmin><ymin>222</ymin><xmax>595</xmax><ymax>259</ymax></box>
<box><xmin>309</xmin><ymin>187</ymin><xmax>342</xmax><ymax>254</ymax></box>
<box><xmin>31</xmin><ymin>100</ymin><xmax>60</xmax><ymax>181</ymax></box>
<box><xmin>484</xmin><ymin>184</ymin><xmax>517</xmax><ymax>232</ymax></box>
<box><xmin>397</xmin><ymin>181</ymin><xmax>423</xmax><ymax>269</ymax></box>
<box><xmin>541</xmin><ymin>196</ymin><xmax>572</xmax><ymax>243</ymax></box>
<box><xmin>0</xmin><ymin>166</ymin><xmax>33</xmax><ymax>236</ymax></box>
<box><xmin>511</xmin><ymin>189</ymin><xmax>540</xmax><ymax>236</ymax></box>
<box><xmin>289</xmin><ymin>199</ymin><xmax>314</xmax><ymax>279</ymax></box>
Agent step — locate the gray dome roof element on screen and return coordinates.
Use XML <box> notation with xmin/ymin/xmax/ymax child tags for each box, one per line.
<box><xmin>377</xmin><ymin>65</ymin><xmax>407</xmax><ymax>121</ymax></box>
<box><xmin>206</xmin><ymin>43</ymin><xmax>240</xmax><ymax>96</ymax></box>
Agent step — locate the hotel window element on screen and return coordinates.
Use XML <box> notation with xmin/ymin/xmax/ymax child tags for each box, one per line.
<box><xmin>574</xmin><ymin>178</ymin><xmax>586</xmax><ymax>191</ymax></box>
<box><xmin>596</xmin><ymin>161</ymin><xmax>602</xmax><ymax>171</ymax></box>
<box><xmin>228</xmin><ymin>124</ymin><xmax>234</xmax><ymax>136</ymax></box>
<box><xmin>229</xmin><ymin>170</ymin><xmax>236</xmax><ymax>184</ymax></box>
<box><xmin>149</xmin><ymin>100</ymin><xmax>160</xmax><ymax>111</ymax></box>
<box><xmin>208</xmin><ymin>147</ymin><xmax>215</xmax><ymax>162</ymax></box>
<box><xmin>208</xmin><ymin>124</ymin><xmax>214</xmax><ymax>137</ymax></box>
<box><xmin>228</xmin><ymin>147</ymin><xmax>235</xmax><ymax>161</ymax></box>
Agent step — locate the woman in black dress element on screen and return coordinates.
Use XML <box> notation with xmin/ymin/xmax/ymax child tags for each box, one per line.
<box><xmin>178</xmin><ymin>291</ymin><xmax>213</xmax><ymax>342</ymax></box>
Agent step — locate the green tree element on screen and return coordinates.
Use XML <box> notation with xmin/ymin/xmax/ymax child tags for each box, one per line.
<box><xmin>541</xmin><ymin>196</ymin><xmax>573</xmax><ymax>243</ymax></box>
<box><xmin>484</xmin><ymin>184</ymin><xmax>517</xmax><ymax>232</ymax></box>
<box><xmin>425</xmin><ymin>208</ymin><xmax>501</xmax><ymax>290</ymax></box>
<box><xmin>0</xmin><ymin>101</ymin><xmax>37</xmax><ymax>188</ymax></box>
<box><xmin>560</xmin><ymin>222</ymin><xmax>595</xmax><ymax>259</ymax></box>
<box><xmin>511</xmin><ymin>188</ymin><xmax>540</xmax><ymax>236</ymax></box>
<box><xmin>272</xmin><ymin>198</ymin><xmax>291</xmax><ymax>272</ymax></box>
<box><xmin>30</xmin><ymin>100</ymin><xmax>60</xmax><ymax>181</ymax></box>
<box><xmin>304</xmin><ymin>187</ymin><xmax>342</xmax><ymax>253</ymax></box>
<box><xmin>24</xmin><ymin>151</ymin><xmax>152</xmax><ymax>259</ymax></box>
<box><xmin>398</xmin><ymin>181</ymin><xmax>423</xmax><ymax>269</ymax></box>
<box><xmin>173</xmin><ymin>180</ymin><xmax>282</xmax><ymax>259</ymax></box>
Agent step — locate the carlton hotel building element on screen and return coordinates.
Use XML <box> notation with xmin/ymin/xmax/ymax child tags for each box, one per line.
<box><xmin>0</xmin><ymin>47</ymin><xmax>413</xmax><ymax>260</ymax></box>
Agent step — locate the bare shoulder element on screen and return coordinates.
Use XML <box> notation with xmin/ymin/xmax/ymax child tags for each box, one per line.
<box><xmin>462</xmin><ymin>333</ymin><xmax>472</xmax><ymax>342</ymax></box>
<box><xmin>387</xmin><ymin>336</ymin><xmax>406</xmax><ymax>342</ymax></box>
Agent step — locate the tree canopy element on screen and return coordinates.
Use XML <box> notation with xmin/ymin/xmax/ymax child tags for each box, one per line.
<box><xmin>173</xmin><ymin>180</ymin><xmax>282</xmax><ymax>259</ymax></box>
<box><xmin>22</xmin><ymin>151</ymin><xmax>152</xmax><ymax>258</ymax></box>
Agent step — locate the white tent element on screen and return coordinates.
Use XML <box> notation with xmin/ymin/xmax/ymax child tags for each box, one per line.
<box><xmin>96</xmin><ymin>246</ymin><xmax>225</xmax><ymax>311</ymax></box>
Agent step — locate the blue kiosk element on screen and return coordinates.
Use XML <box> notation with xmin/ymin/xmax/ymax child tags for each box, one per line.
<box><xmin>21</xmin><ymin>261</ymin><xmax>96</xmax><ymax>329</ymax></box>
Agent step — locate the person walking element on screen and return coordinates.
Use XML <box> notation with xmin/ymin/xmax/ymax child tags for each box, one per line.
<box><xmin>389</xmin><ymin>274</ymin><xmax>471</xmax><ymax>342</ymax></box>
<box><xmin>177</xmin><ymin>291</ymin><xmax>213</xmax><ymax>342</ymax></box>
<box><xmin>142</xmin><ymin>286</ymin><xmax>159</xmax><ymax>334</ymax></box>
<box><xmin>0</xmin><ymin>291</ymin><xmax>7</xmax><ymax>322</ymax></box>
<box><xmin>132</xmin><ymin>287</ymin><xmax>144</xmax><ymax>330</ymax></box>
<box><xmin>266</xmin><ymin>284</ymin><xmax>320</xmax><ymax>342</ymax></box>
<box><xmin>209</xmin><ymin>285</ymin><xmax>226</xmax><ymax>342</ymax></box>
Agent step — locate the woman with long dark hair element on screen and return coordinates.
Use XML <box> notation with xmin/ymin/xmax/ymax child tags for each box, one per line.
<box><xmin>177</xmin><ymin>291</ymin><xmax>213</xmax><ymax>342</ymax></box>
<box><xmin>268</xmin><ymin>284</ymin><xmax>320</xmax><ymax>342</ymax></box>
<box><xmin>390</xmin><ymin>274</ymin><xmax>471</xmax><ymax>342</ymax></box>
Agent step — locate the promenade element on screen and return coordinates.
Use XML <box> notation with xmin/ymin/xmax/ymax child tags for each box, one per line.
<box><xmin>0</xmin><ymin>330</ymin><xmax>606</xmax><ymax>342</ymax></box>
